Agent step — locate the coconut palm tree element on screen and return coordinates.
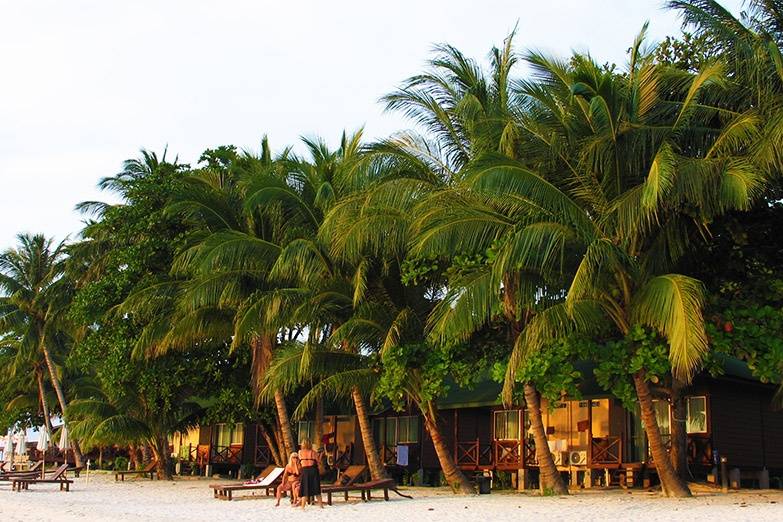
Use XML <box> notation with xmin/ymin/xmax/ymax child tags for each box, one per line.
<box><xmin>68</xmin><ymin>384</ymin><xmax>201</xmax><ymax>480</ymax></box>
<box><xmin>462</xmin><ymin>29</ymin><xmax>765</xmax><ymax>497</ymax></box>
<box><xmin>0</xmin><ymin>234</ymin><xmax>85</xmax><ymax>466</ymax></box>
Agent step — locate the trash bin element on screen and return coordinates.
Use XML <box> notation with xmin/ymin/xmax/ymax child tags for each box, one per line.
<box><xmin>477</xmin><ymin>475</ymin><xmax>491</xmax><ymax>494</ymax></box>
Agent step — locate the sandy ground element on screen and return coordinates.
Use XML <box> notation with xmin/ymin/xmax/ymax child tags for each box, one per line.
<box><xmin>0</xmin><ymin>473</ymin><xmax>782</xmax><ymax>522</ymax></box>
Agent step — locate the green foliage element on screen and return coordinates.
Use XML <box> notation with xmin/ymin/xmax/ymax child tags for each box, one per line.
<box><xmin>376</xmin><ymin>343</ymin><xmax>449</xmax><ymax>410</ymax></box>
<box><xmin>593</xmin><ymin>326</ymin><xmax>671</xmax><ymax>409</ymax></box>
<box><xmin>113</xmin><ymin>456</ymin><xmax>129</xmax><ymax>471</ymax></box>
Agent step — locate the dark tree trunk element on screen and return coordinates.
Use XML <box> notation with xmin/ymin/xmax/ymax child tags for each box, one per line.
<box><xmin>524</xmin><ymin>383</ymin><xmax>569</xmax><ymax>495</ymax></box>
<box><xmin>314</xmin><ymin>398</ymin><xmax>324</xmax><ymax>451</ymax></box>
<box><xmin>40</xmin><ymin>340</ymin><xmax>84</xmax><ymax>467</ymax></box>
<box><xmin>670</xmin><ymin>376</ymin><xmax>689</xmax><ymax>481</ymax></box>
<box><xmin>351</xmin><ymin>386</ymin><xmax>389</xmax><ymax>480</ymax></box>
<box><xmin>129</xmin><ymin>444</ymin><xmax>139</xmax><ymax>471</ymax></box>
<box><xmin>633</xmin><ymin>371</ymin><xmax>691</xmax><ymax>497</ymax></box>
<box><xmin>421</xmin><ymin>401</ymin><xmax>473</xmax><ymax>494</ymax></box>
<box><xmin>35</xmin><ymin>369</ymin><xmax>54</xmax><ymax>434</ymax></box>
<box><xmin>260</xmin><ymin>424</ymin><xmax>284</xmax><ymax>466</ymax></box>
<box><xmin>151</xmin><ymin>435</ymin><xmax>172</xmax><ymax>480</ymax></box>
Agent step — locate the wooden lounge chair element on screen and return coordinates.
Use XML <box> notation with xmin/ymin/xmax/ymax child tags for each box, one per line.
<box><xmin>12</xmin><ymin>463</ymin><xmax>72</xmax><ymax>492</ymax></box>
<box><xmin>115</xmin><ymin>460</ymin><xmax>157</xmax><ymax>481</ymax></box>
<box><xmin>210</xmin><ymin>465</ymin><xmax>275</xmax><ymax>489</ymax></box>
<box><xmin>320</xmin><ymin>464</ymin><xmax>368</xmax><ymax>502</ymax></box>
<box><xmin>325</xmin><ymin>477</ymin><xmax>413</xmax><ymax>506</ymax></box>
<box><xmin>210</xmin><ymin>466</ymin><xmax>284</xmax><ymax>501</ymax></box>
<box><xmin>0</xmin><ymin>460</ymin><xmax>44</xmax><ymax>480</ymax></box>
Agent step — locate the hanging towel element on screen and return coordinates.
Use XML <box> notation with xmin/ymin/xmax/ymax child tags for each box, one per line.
<box><xmin>396</xmin><ymin>444</ymin><xmax>409</xmax><ymax>466</ymax></box>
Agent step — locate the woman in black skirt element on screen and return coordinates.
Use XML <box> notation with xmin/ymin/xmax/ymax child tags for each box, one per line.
<box><xmin>297</xmin><ymin>438</ymin><xmax>324</xmax><ymax>509</ymax></box>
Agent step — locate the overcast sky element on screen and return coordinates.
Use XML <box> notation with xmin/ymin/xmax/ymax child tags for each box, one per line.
<box><xmin>0</xmin><ymin>0</ymin><xmax>743</xmax><ymax>249</ymax></box>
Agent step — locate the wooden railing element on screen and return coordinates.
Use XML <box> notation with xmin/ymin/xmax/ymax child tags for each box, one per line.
<box><xmin>380</xmin><ymin>444</ymin><xmax>397</xmax><ymax>465</ymax></box>
<box><xmin>523</xmin><ymin>439</ymin><xmax>537</xmax><ymax>466</ymax></box>
<box><xmin>591</xmin><ymin>436</ymin><xmax>622</xmax><ymax>465</ymax></box>
<box><xmin>455</xmin><ymin>440</ymin><xmax>492</xmax><ymax>469</ymax></box>
<box><xmin>494</xmin><ymin>440</ymin><xmax>523</xmax><ymax>469</ymax></box>
<box><xmin>688</xmin><ymin>437</ymin><xmax>713</xmax><ymax>467</ymax></box>
<box><xmin>211</xmin><ymin>444</ymin><xmax>242</xmax><ymax>465</ymax></box>
<box><xmin>254</xmin><ymin>445</ymin><xmax>271</xmax><ymax>467</ymax></box>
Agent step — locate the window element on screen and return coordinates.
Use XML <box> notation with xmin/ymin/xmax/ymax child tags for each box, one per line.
<box><xmin>215</xmin><ymin>423</ymin><xmax>243</xmax><ymax>447</ymax></box>
<box><xmin>397</xmin><ymin>416</ymin><xmax>420</xmax><ymax>443</ymax></box>
<box><xmin>372</xmin><ymin>416</ymin><xmax>419</xmax><ymax>447</ymax></box>
<box><xmin>686</xmin><ymin>396</ymin><xmax>708</xmax><ymax>433</ymax></box>
<box><xmin>298</xmin><ymin>421</ymin><xmax>315</xmax><ymax>443</ymax></box>
<box><xmin>653</xmin><ymin>401</ymin><xmax>671</xmax><ymax>437</ymax></box>
<box><xmin>494</xmin><ymin>410</ymin><xmax>520</xmax><ymax>440</ymax></box>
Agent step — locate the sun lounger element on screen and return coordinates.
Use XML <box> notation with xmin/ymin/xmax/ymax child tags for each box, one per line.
<box><xmin>210</xmin><ymin>466</ymin><xmax>284</xmax><ymax>501</ymax></box>
<box><xmin>325</xmin><ymin>478</ymin><xmax>413</xmax><ymax>505</ymax></box>
<box><xmin>115</xmin><ymin>461</ymin><xmax>157</xmax><ymax>481</ymax></box>
<box><xmin>0</xmin><ymin>460</ymin><xmax>44</xmax><ymax>480</ymax></box>
<box><xmin>320</xmin><ymin>464</ymin><xmax>368</xmax><ymax>501</ymax></box>
<box><xmin>11</xmin><ymin>464</ymin><xmax>72</xmax><ymax>492</ymax></box>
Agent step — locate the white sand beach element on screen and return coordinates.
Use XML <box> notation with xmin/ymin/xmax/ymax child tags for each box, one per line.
<box><xmin>0</xmin><ymin>473</ymin><xmax>781</xmax><ymax>522</ymax></box>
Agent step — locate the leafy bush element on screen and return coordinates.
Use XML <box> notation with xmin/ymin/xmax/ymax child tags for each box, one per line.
<box><xmin>113</xmin><ymin>456</ymin><xmax>129</xmax><ymax>471</ymax></box>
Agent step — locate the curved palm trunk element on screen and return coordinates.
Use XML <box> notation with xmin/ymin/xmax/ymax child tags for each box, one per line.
<box><xmin>259</xmin><ymin>424</ymin><xmax>284</xmax><ymax>466</ymax></box>
<box><xmin>151</xmin><ymin>434</ymin><xmax>172</xmax><ymax>480</ymax></box>
<box><xmin>314</xmin><ymin>398</ymin><xmax>325</xmax><ymax>451</ymax></box>
<box><xmin>250</xmin><ymin>336</ymin><xmax>274</xmax><ymax>400</ymax></box>
<box><xmin>421</xmin><ymin>400</ymin><xmax>473</xmax><ymax>494</ymax></box>
<box><xmin>274</xmin><ymin>390</ymin><xmax>296</xmax><ymax>456</ymax></box>
<box><xmin>129</xmin><ymin>444</ymin><xmax>139</xmax><ymax>471</ymax></box>
<box><xmin>633</xmin><ymin>371</ymin><xmax>691</xmax><ymax>497</ymax></box>
<box><xmin>35</xmin><ymin>369</ymin><xmax>54</xmax><ymax>434</ymax></box>
<box><xmin>524</xmin><ymin>383</ymin><xmax>569</xmax><ymax>495</ymax></box>
<box><xmin>40</xmin><ymin>342</ymin><xmax>84</xmax><ymax>467</ymax></box>
<box><xmin>670</xmin><ymin>376</ymin><xmax>689</xmax><ymax>481</ymax></box>
<box><xmin>351</xmin><ymin>386</ymin><xmax>389</xmax><ymax>480</ymax></box>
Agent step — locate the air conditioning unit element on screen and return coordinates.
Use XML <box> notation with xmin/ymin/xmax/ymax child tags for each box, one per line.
<box><xmin>551</xmin><ymin>451</ymin><xmax>569</xmax><ymax>466</ymax></box>
<box><xmin>569</xmin><ymin>450</ymin><xmax>588</xmax><ymax>466</ymax></box>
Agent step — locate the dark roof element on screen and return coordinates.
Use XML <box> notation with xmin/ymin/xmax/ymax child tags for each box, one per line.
<box><xmin>436</xmin><ymin>356</ymin><xmax>764</xmax><ymax>410</ymax></box>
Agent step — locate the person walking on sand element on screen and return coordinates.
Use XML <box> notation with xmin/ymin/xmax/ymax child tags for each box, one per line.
<box><xmin>275</xmin><ymin>452</ymin><xmax>301</xmax><ymax>507</ymax></box>
<box><xmin>297</xmin><ymin>438</ymin><xmax>324</xmax><ymax>509</ymax></box>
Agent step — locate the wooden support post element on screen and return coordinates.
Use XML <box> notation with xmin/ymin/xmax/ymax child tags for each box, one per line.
<box><xmin>453</xmin><ymin>410</ymin><xmax>458</xmax><ymax>464</ymax></box>
<box><xmin>517</xmin><ymin>468</ymin><xmax>529</xmax><ymax>491</ymax></box>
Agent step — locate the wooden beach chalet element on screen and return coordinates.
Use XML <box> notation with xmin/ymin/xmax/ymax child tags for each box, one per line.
<box><xmin>176</xmin><ymin>357</ymin><xmax>782</xmax><ymax>489</ymax></box>
<box><xmin>372</xmin><ymin>358</ymin><xmax>783</xmax><ymax>489</ymax></box>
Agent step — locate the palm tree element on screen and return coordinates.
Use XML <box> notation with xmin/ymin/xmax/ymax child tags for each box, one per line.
<box><xmin>375</xmin><ymin>32</ymin><xmax>572</xmax><ymax>494</ymax></box>
<box><xmin>464</xmin><ymin>29</ymin><xmax>765</xmax><ymax>497</ymax></box>
<box><xmin>68</xmin><ymin>384</ymin><xmax>201</xmax><ymax>480</ymax></box>
<box><xmin>0</xmin><ymin>234</ymin><xmax>85</xmax><ymax>466</ymax></box>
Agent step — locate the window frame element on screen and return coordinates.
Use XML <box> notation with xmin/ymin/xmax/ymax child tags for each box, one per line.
<box><xmin>493</xmin><ymin>409</ymin><xmax>522</xmax><ymax>441</ymax></box>
<box><xmin>686</xmin><ymin>396</ymin><xmax>709</xmax><ymax>434</ymax></box>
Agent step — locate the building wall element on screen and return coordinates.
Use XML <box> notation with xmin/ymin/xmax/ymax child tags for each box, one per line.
<box><xmin>709</xmin><ymin>381</ymin><xmax>768</xmax><ymax>469</ymax></box>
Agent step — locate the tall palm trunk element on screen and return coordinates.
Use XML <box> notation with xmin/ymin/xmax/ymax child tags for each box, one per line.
<box><xmin>259</xmin><ymin>424</ymin><xmax>284</xmax><ymax>466</ymax></box>
<box><xmin>35</xmin><ymin>369</ymin><xmax>54</xmax><ymax>434</ymax></box>
<box><xmin>524</xmin><ymin>383</ymin><xmax>568</xmax><ymax>495</ymax></box>
<box><xmin>314</xmin><ymin>397</ymin><xmax>325</xmax><ymax>451</ymax></box>
<box><xmin>669</xmin><ymin>376</ymin><xmax>689</xmax><ymax>481</ymax></box>
<box><xmin>151</xmin><ymin>434</ymin><xmax>172</xmax><ymax>480</ymax></box>
<box><xmin>250</xmin><ymin>336</ymin><xmax>274</xmax><ymax>400</ymax></box>
<box><xmin>129</xmin><ymin>444</ymin><xmax>139</xmax><ymax>470</ymax></box>
<box><xmin>351</xmin><ymin>386</ymin><xmax>389</xmax><ymax>480</ymax></box>
<box><xmin>633</xmin><ymin>371</ymin><xmax>691</xmax><ymax>497</ymax></box>
<box><xmin>40</xmin><ymin>340</ymin><xmax>84</xmax><ymax>467</ymax></box>
<box><xmin>501</xmin><ymin>278</ymin><xmax>567</xmax><ymax>496</ymax></box>
<box><xmin>274</xmin><ymin>390</ymin><xmax>296</xmax><ymax>456</ymax></box>
<box><xmin>421</xmin><ymin>400</ymin><xmax>473</xmax><ymax>494</ymax></box>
